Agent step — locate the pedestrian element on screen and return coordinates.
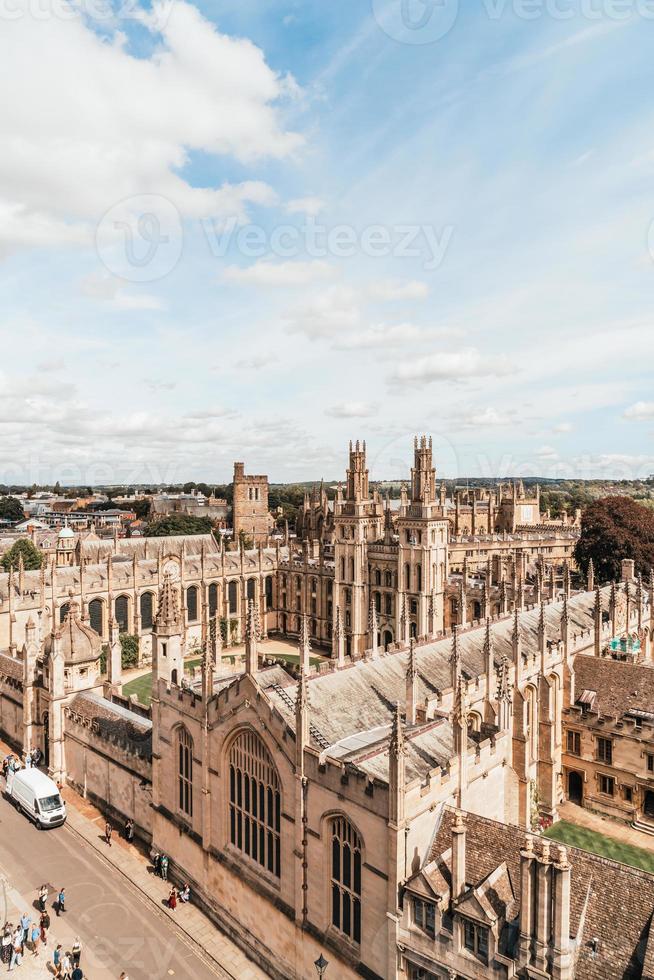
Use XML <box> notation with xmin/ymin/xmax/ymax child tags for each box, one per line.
<box><xmin>160</xmin><ymin>854</ymin><xmax>168</xmax><ymax>881</ymax></box>
<box><xmin>119</xmin><ymin>973</ymin><xmax>129</xmax><ymax>980</ymax></box>
<box><xmin>168</xmin><ymin>887</ymin><xmax>177</xmax><ymax>911</ymax></box>
<box><xmin>71</xmin><ymin>968</ymin><xmax>83</xmax><ymax>980</ymax></box>
<box><xmin>53</xmin><ymin>943</ymin><xmax>63</xmax><ymax>977</ymax></box>
<box><xmin>125</xmin><ymin>818</ymin><xmax>134</xmax><ymax>843</ymax></box>
<box><xmin>1</xmin><ymin>926</ymin><xmax>11</xmax><ymax>965</ymax></box>
<box><xmin>105</xmin><ymin>820</ymin><xmax>112</xmax><ymax>846</ymax></box>
<box><xmin>8</xmin><ymin>934</ymin><xmax>21</xmax><ymax>972</ymax></box>
<box><xmin>39</xmin><ymin>913</ymin><xmax>47</xmax><ymax>947</ymax></box>
<box><xmin>30</xmin><ymin>922</ymin><xmax>40</xmax><ymax>956</ymax></box>
<box><xmin>57</xmin><ymin>887</ymin><xmax>66</xmax><ymax>916</ymax></box>
<box><xmin>24</xmin><ymin>751</ymin><xmax>31</xmax><ymax>769</ymax></box>
<box><xmin>20</xmin><ymin>912</ymin><xmax>31</xmax><ymax>953</ymax></box>
<box><xmin>38</xmin><ymin>884</ymin><xmax>47</xmax><ymax>912</ymax></box>
<box><xmin>71</xmin><ymin>936</ymin><xmax>82</xmax><ymax>967</ymax></box>
<box><xmin>152</xmin><ymin>850</ymin><xmax>161</xmax><ymax>876</ymax></box>
<box><xmin>179</xmin><ymin>883</ymin><xmax>190</xmax><ymax>903</ymax></box>
<box><xmin>61</xmin><ymin>950</ymin><xmax>73</xmax><ymax>979</ymax></box>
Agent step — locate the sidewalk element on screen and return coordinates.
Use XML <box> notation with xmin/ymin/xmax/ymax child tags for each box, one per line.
<box><xmin>61</xmin><ymin>788</ymin><xmax>268</xmax><ymax>980</ymax></box>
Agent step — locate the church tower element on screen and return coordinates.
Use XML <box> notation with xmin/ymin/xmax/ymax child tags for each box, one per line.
<box><xmin>396</xmin><ymin>436</ymin><xmax>448</xmax><ymax>640</ymax></box>
<box><xmin>333</xmin><ymin>441</ymin><xmax>384</xmax><ymax>658</ymax></box>
<box><xmin>151</xmin><ymin>569</ymin><xmax>184</xmax><ymax>690</ymax></box>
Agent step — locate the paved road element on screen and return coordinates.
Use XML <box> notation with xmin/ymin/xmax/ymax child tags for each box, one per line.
<box><xmin>0</xmin><ymin>790</ymin><xmax>222</xmax><ymax>979</ymax></box>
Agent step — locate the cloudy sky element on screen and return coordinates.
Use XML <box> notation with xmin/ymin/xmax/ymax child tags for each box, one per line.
<box><xmin>2</xmin><ymin>0</ymin><xmax>654</xmax><ymax>486</ymax></box>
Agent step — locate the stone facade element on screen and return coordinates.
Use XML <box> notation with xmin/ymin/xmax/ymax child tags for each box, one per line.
<box><xmin>232</xmin><ymin>461</ymin><xmax>274</xmax><ymax>545</ymax></box>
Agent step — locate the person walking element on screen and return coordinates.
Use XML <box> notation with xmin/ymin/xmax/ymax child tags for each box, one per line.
<box><xmin>160</xmin><ymin>855</ymin><xmax>168</xmax><ymax>882</ymax></box>
<box><xmin>19</xmin><ymin>912</ymin><xmax>29</xmax><ymax>952</ymax></box>
<box><xmin>38</xmin><ymin>884</ymin><xmax>48</xmax><ymax>913</ymax></box>
<box><xmin>71</xmin><ymin>967</ymin><xmax>83</xmax><ymax>980</ymax></box>
<box><xmin>30</xmin><ymin>922</ymin><xmax>40</xmax><ymax>957</ymax></box>
<box><xmin>53</xmin><ymin>943</ymin><xmax>63</xmax><ymax>977</ymax></box>
<box><xmin>39</xmin><ymin>912</ymin><xmax>48</xmax><ymax>948</ymax></box>
<box><xmin>179</xmin><ymin>883</ymin><xmax>190</xmax><ymax>903</ymax></box>
<box><xmin>9</xmin><ymin>927</ymin><xmax>22</xmax><ymax>972</ymax></box>
<box><xmin>1</xmin><ymin>926</ymin><xmax>11</xmax><ymax>966</ymax></box>
<box><xmin>152</xmin><ymin>850</ymin><xmax>161</xmax><ymax>876</ymax></box>
<box><xmin>125</xmin><ymin>818</ymin><xmax>134</xmax><ymax>843</ymax></box>
<box><xmin>61</xmin><ymin>949</ymin><xmax>73</xmax><ymax>980</ymax></box>
<box><xmin>168</xmin><ymin>887</ymin><xmax>177</xmax><ymax>911</ymax></box>
<box><xmin>57</xmin><ymin>887</ymin><xmax>66</xmax><ymax>916</ymax></box>
<box><xmin>71</xmin><ymin>937</ymin><xmax>82</xmax><ymax>968</ymax></box>
<box><xmin>105</xmin><ymin>820</ymin><xmax>113</xmax><ymax>847</ymax></box>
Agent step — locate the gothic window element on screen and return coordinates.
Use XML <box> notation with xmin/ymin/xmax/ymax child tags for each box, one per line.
<box><xmin>228</xmin><ymin>581</ymin><xmax>238</xmax><ymax>614</ymax></box>
<box><xmin>89</xmin><ymin>598</ymin><xmax>103</xmax><ymax>635</ymax></box>
<box><xmin>349</xmin><ymin>558</ymin><xmax>355</xmax><ymax>579</ymax></box>
<box><xmin>311</xmin><ymin>598</ymin><xmax>317</xmax><ymax>615</ymax></box>
<box><xmin>229</xmin><ymin>730</ymin><xmax>281</xmax><ymax>878</ymax></box>
<box><xmin>186</xmin><ymin>586</ymin><xmax>198</xmax><ymax>622</ymax></box>
<box><xmin>405</xmin><ymin>563</ymin><xmax>411</xmax><ymax>591</ymax></box>
<box><xmin>115</xmin><ymin>595</ymin><xmax>129</xmax><ymax>633</ymax></box>
<box><xmin>374</xmin><ymin>592</ymin><xmax>381</xmax><ymax>614</ymax></box>
<box><xmin>340</xmin><ymin>558</ymin><xmax>346</xmax><ymax>579</ymax></box>
<box><xmin>265</xmin><ymin>577</ymin><xmax>273</xmax><ymax>606</ymax></box>
<box><xmin>311</xmin><ymin>578</ymin><xmax>317</xmax><ymax>594</ymax></box>
<box><xmin>416</xmin><ymin>564</ymin><xmax>422</xmax><ymax>591</ymax></box>
<box><xmin>385</xmin><ymin>571</ymin><xmax>392</xmax><ymax>588</ymax></box>
<box><xmin>525</xmin><ymin>686</ymin><xmax>538</xmax><ymax>761</ymax></box>
<box><xmin>385</xmin><ymin>594</ymin><xmax>392</xmax><ymax>616</ymax></box>
<box><xmin>59</xmin><ymin>602</ymin><xmax>70</xmax><ymax>624</ymax></box>
<box><xmin>247</xmin><ymin>579</ymin><xmax>256</xmax><ymax>601</ymax></box>
<box><xmin>140</xmin><ymin>592</ymin><xmax>154</xmax><ymax>630</ymax></box>
<box><xmin>177</xmin><ymin>727</ymin><xmax>193</xmax><ymax>817</ymax></box>
<box><xmin>374</xmin><ymin>569</ymin><xmax>381</xmax><ymax>586</ymax></box>
<box><xmin>209</xmin><ymin>583</ymin><xmax>218</xmax><ymax>618</ymax></box>
<box><xmin>330</xmin><ymin>816</ymin><xmax>362</xmax><ymax>944</ymax></box>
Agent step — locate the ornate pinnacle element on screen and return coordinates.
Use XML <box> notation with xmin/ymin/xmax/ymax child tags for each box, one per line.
<box><xmin>497</xmin><ymin>654</ymin><xmax>512</xmax><ymax>703</ymax></box>
<box><xmin>389</xmin><ymin>702</ymin><xmax>406</xmax><ymax>761</ymax></box>
<box><xmin>407</xmin><ymin>637</ymin><xmax>418</xmax><ymax>680</ymax></box>
<box><xmin>483</xmin><ymin>618</ymin><xmax>493</xmax><ymax>657</ymax></box>
<box><xmin>453</xmin><ymin>676</ymin><xmax>469</xmax><ymax>730</ymax></box>
<box><xmin>156</xmin><ymin>570</ymin><xmax>180</xmax><ymax>628</ymax></box>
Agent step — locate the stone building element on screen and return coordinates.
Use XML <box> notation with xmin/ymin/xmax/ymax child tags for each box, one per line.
<box><xmin>232</xmin><ymin>460</ymin><xmax>275</xmax><ymax>545</ymax></box>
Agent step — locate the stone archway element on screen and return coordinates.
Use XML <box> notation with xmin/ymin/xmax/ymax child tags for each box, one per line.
<box><xmin>568</xmin><ymin>771</ymin><xmax>583</xmax><ymax>805</ymax></box>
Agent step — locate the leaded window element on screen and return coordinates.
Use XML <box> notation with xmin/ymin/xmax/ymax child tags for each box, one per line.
<box><xmin>229</xmin><ymin>730</ymin><xmax>281</xmax><ymax>878</ymax></box>
<box><xmin>140</xmin><ymin>591</ymin><xmax>154</xmax><ymax>630</ymax></box>
<box><xmin>177</xmin><ymin>727</ymin><xmax>193</xmax><ymax>816</ymax></box>
<box><xmin>89</xmin><ymin>598</ymin><xmax>103</xmax><ymax>635</ymax></box>
<box><xmin>186</xmin><ymin>586</ymin><xmax>198</xmax><ymax>622</ymax></box>
<box><xmin>330</xmin><ymin>816</ymin><xmax>362</xmax><ymax>944</ymax></box>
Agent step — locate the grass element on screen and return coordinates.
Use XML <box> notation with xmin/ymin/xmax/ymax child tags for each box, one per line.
<box><xmin>544</xmin><ymin>820</ymin><xmax>654</xmax><ymax>873</ymax></box>
<box><xmin>122</xmin><ymin>651</ymin><xmax>321</xmax><ymax>706</ymax></box>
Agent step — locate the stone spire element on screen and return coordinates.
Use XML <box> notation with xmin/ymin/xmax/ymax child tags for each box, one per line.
<box><xmin>512</xmin><ymin>608</ymin><xmax>522</xmax><ymax>683</ymax></box>
<box><xmin>156</xmin><ymin>570</ymin><xmax>181</xmax><ymax>629</ymax></box>
<box><xmin>450</xmin><ymin>624</ymin><xmax>461</xmax><ymax>690</ymax></box>
<box><xmin>497</xmin><ymin>654</ymin><xmax>513</xmax><ymax>732</ymax></box>
<box><xmin>295</xmin><ymin>662</ymin><xmax>310</xmax><ymax>770</ymax></box>
<box><xmin>453</xmin><ymin>676</ymin><xmax>469</xmax><ymax>808</ymax></box>
<box><xmin>388</xmin><ymin>702</ymin><xmax>406</xmax><ymax>827</ymax></box>
<box><xmin>399</xmin><ymin>592</ymin><xmax>409</xmax><ymax>645</ymax></box>
<box><xmin>333</xmin><ymin>603</ymin><xmax>345</xmax><ymax>666</ymax></box>
<box><xmin>587</xmin><ymin>558</ymin><xmax>595</xmax><ymax>592</ymax></box>
<box><xmin>483</xmin><ymin>617</ymin><xmax>495</xmax><ymax>701</ymax></box>
<box><xmin>563</xmin><ymin>563</ymin><xmax>571</xmax><ymax>600</ymax></box>
<box><xmin>299</xmin><ymin>613</ymin><xmax>311</xmax><ymax>673</ymax></box>
<box><xmin>406</xmin><ymin>638</ymin><xmax>418</xmax><ymax>725</ymax></box>
<box><xmin>594</xmin><ymin>585</ymin><xmax>602</xmax><ymax>656</ymax></box>
<box><xmin>368</xmin><ymin>597</ymin><xmax>379</xmax><ymax>658</ymax></box>
<box><xmin>245</xmin><ymin>598</ymin><xmax>258</xmax><ymax>675</ymax></box>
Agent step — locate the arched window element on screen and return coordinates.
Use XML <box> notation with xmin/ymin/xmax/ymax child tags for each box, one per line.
<box><xmin>525</xmin><ymin>686</ymin><xmax>538</xmax><ymax>762</ymax></box>
<box><xmin>385</xmin><ymin>594</ymin><xmax>392</xmax><ymax>616</ymax></box>
<box><xmin>374</xmin><ymin>569</ymin><xmax>381</xmax><ymax>586</ymax></box>
<box><xmin>228</xmin><ymin>581</ymin><xmax>238</xmax><ymax>615</ymax></box>
<box><xmin>229</xmin><ymin>730</ymin><xmax>281</xmax><ymax>878</ymax></box>
<box><xmin>247</xmin><ymin>579</ymin><xmax>256</xmax><ymax>601</ymax></box>
<box><xmin>140</xmin><ymin>592</ymin><xmax>154</xmax><ymax>630</ymax></box>
<box><xmin>374</xmin><ymin>592</ymin><xmax>381</xmax><ymax>614</ymax></box>
<box><xmin>330</xmin><ymin>816</ymin><xmax>362</xmax><ymax>943</ymax></box>
<box><xmin>115</xmin><ymin>595</ymin><xmax>129</xmax><ymax>633</ymax></box>
<box><xmin>209</xmin><ymin>583</ymin><xmax>218</xmax><ymax>618</ymax></box>
<box><xmin>186</xmin><ymin>586</ymin><xmax>198</xmax><ymax>622</ymax></box>
<box><xmin>177</xmin><ymin>727</ymin><xmax>193</xmax><ymax>816</ymax></box>
<box><xmin>349</xmin><ymin>558</ymin><xmax>355</xmax><ymax>579</ymax></box>
<box><xmin>416</xmin><ymin>564</ymin><xmax>422</xmax><ymax>592</ymax></box>
<box><xmin>340</xmin><ymin>558</ymin><xmax>346</xmax><ymax>579</ymax></box>
<box><xmin>59</xmin><ymin>602</ymin><xmax>70</xmax><ymax>624</ymax></box>
<box><xmin>405</xmin><ymin>563</ymin><xmax>411</xmax><ymax>591</ymax></box>
<box><xmin>265</xmin><ymin>577</ymin><xmax>273</xmax><ymax>606</ymax></box>
<box><xmin>89</xmin><ymin>598</ymin><xmax>103</xmax><ymax>635</ymax></box>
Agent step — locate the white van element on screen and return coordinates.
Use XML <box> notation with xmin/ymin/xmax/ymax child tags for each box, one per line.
<box><xmin>6</xmin><ymin>768</ymin><xmax>66</xmax><ymax>829</ymax></box>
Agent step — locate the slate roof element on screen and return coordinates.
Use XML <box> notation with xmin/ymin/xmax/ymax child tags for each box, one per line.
<box><xmin>416</xmin><ymin>807</ymin><xmax>654</xmax><ymax>980</ymax></box>
<box><xmin>0</xmin><ymin>653</ymin><xmax>22</xmax><ymax>681</ymax></box>
<box><xmin>572</xmin><ymin>654</ymin><xmax>654</xmax><ymax>719</ymax></box>
<box><xmin>68</xmin><ymin>691</ymin><xmax>152</xmax><ymax>755</ymax></box>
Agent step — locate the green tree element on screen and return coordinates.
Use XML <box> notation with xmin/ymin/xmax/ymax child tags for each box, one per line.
<box><xmin>145</xmin><ymin>514</ymin><xmax>214</xmax><ymax>537</ymax></box>
<box><xmin>1</xmin><ymin>539</ymin><xmax>44</xmax><ymax>571</ymax></box>
<box><xmin>120</xmin><ymin>633</ymin><xmax>140</xmax><ymax>668</ymax></box>
<box><xmin>0</xmin><ymin>496</ymin><xmax>25</xmax><ymax>523</ymax></box>
<box><xmin>575</xmin><ymin>496</ymin><xmax>654</xmax><ymax>583</ymax></box>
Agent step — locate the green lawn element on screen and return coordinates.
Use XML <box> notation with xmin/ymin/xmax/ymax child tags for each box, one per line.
<box><xmin>544</xmin><ymin>820</ymin><xmax>654</xmax><ymax>873</ymax></box>
<box><xmin>122</xmin><ymin>651</ymin><xmax>321</xmax><ymax>706</ymax></box>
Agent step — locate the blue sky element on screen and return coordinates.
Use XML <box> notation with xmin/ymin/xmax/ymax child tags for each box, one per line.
<box><xmin>1</xmin><ymin>0</ymin><xmax>654</xmax><ymax>485</ymax></box>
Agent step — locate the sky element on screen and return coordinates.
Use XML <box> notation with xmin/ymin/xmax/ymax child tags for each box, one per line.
<box><xmin>2</xmin><ymin>0</ymin><xmax>654</xmax><ymax>486</ymax></box>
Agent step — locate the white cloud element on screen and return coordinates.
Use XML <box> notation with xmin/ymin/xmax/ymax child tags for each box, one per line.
<box><xmin>234</xmin><ymin>353</ymin><xmax>278</xmax><ymax>370</ymax></box>
<box><xmin>223</xmin><ymin>259</ymin><xmax>335</xmax><ymax>287</ymax></box>
<box><xmin>624</xmin><ymin>401</ymin><xmax>654</xmax><ymax>421</ymax></box>
<box><xmin>389</xmin><ymin>349</ymin><xmax>515</xmax><ymax>384</ymax></box>
<box><xmin>552</xmin><ymin>422</ymin><xmax>573</xmax><ymax>433</ymax></box>
<box><xmin>80</xmin><ymin>272</ymin><xmax>165</xmax><ymax>311</ymax></box>
<box><xmin>286</xmin><ymin>196</ymin><xmax>326</xmax><ymax>216</ymax></box>
<box><xmin>368</xmin><ymin>280</ymin><xmax>429</xmax><ymax>301</ymax></box>
<box><xmin>535</xmin><ymin>445</ymin><xmax>559</xmax><ymax>460</ymax></box>
<box><xmin>285</xmin><ymin>286</ymin><xmax>362</xmax><ymax>339</ymax></box>
<box><xmin>334</xmin><ymin>322</ymin><xmax>461</xmax><ymax>351</ymax></box>
<box><xmin>325</xmin><ymin>402</ymin><xmax>378</xmax><ymax>419</ymax></box>
<box><xmin>446</xmin><ymin>407</ymin><xmax>518</xmax><ymax>429</ymax></box>
<box><xmin>0</xmin><ymin>1</ymin><xmax>302</xmax><ymax>252</ymax></box>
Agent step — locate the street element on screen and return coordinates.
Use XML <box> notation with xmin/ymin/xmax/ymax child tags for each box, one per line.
<box><xmin>0</xmin><ymin>791</ymin><xmax>225</xmax><ymax>979</ymax></box>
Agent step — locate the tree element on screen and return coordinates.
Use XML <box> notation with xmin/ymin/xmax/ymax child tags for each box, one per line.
<box><xmin>145</xmin><ymin>514</ymin><xmax>214</xmax><ymax>537</ymax></box>
<box><xmin>575</xmin><ymin>496</ymin><xmax>654</xmax><ymax>583</ymax></box>
<box><xmin>1</xmin><ymin>539</ymin><xmax>44</xmax><ymax>572</ymax></box>
<box><xmin>0</xmin><ymin>496</ymin><xmax>25</xmax><ymax>523</ymax></box>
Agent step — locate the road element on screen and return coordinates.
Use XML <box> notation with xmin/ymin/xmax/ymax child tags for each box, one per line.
<box><xmin>0</xmin><ymin>790</ymin><xmax>223</xmax><ymax>979</ymax></box>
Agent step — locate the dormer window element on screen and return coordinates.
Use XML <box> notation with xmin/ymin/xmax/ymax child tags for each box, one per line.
<box><xmin>463</xmin><ymin>920</ymin><xmax>489</xmax><ymax>963</ymax></box>
<box><xmin>412</xmin><ymin>897</ymin><xmax>436</xmax><ymax>938</ymax></box>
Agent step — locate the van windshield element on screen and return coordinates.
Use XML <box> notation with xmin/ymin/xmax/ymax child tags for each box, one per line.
<box><xmin>38</xmin><ymin>794</ymin><xmax>63</xmax><ymax>812</ymax></box>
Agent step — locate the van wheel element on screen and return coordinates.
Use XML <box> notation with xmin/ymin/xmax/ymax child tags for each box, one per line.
<box><xmin>35</xmin><ymin>820</ymin><xmax>42</xmax><ymax>831</ymax></box>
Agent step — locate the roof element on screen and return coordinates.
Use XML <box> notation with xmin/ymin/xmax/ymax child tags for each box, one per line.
<box><xmin>572</xmin><ymin>655</ymin><xmax>654</xmax><ymax>719</ymax></box>
<box><xmin>0</xmin><ymin>653</ymin><xmax>23</xmax><ymax>681</ymax></box>
<box><xmin>413</xmin><ymin>807</ymin><xmax>654</xmax><ymax>980</ymax></box>
<box><xmin>68</xmin><ymin>691</ymin><xmax>152</xmax><ymax>753</ymax></box>
<box><xmin>44</xmin><ymin>599</ymin><xmax>103</xmax><ymax>664</ymax></box>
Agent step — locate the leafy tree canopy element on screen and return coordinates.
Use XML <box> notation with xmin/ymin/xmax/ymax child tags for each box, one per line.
<box><xmin>575</xmin><ymin>496</ymin><xmax>654</xmax><ymax>584</ymax></box>
<box><xmin>145</xmin><ymin>514</ymin><xmax>214</xmax><ymax>537</ymax></box>
<box><xmin>0</xmin><ymin>496</ymin><xmax>25</xmax><ymax>523</ymax></box>
<box><xmin>1</xmin><ymin>538</ymin><xmax>45</xmax><ymax>572</ymax></box>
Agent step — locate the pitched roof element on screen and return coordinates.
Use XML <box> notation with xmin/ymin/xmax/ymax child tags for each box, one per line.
<box><xmin>572</xmin><ymin>654</ymin><xmax>654</xmax><ymax>719</ymax></box>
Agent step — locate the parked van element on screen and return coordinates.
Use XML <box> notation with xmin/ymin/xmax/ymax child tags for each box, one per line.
<box><xmin>6</xmin><ymin>768</ymin><xmax>66</xmax><ymax>829</ymax></box>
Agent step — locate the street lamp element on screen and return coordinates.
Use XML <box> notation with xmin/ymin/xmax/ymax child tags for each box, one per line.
<box><xmin>314</xmin><ymin>953</ymin><xmax>329</xmax><ymax>978</ymax></box>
